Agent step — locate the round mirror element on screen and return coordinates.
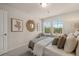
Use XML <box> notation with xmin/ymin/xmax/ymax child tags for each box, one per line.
<box><xmin>26</xmin><ymin>20</ymin><xmax>35</xmax><ymax>32</ymax></box>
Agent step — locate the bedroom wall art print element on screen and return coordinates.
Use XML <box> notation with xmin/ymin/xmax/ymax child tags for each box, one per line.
<box><xmin>11</xmin><ymin>18</ymin><xmax>23</xmax><ymax>32</ymax></box>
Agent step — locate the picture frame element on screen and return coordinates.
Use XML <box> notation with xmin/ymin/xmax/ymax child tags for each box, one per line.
<box><xmin>11</xmin><ymin>18</ymin><xmax>23</xmax><ymax>32</ymax></box>
<box><xmin>37</xmin><ymin>23</ymin><xmax>40</xmax><ymax>32</ymax></box>
<box><xmin>26</xmin><ymin>20</ymin><xmax>35</xmax><ymax>32</ymax></box>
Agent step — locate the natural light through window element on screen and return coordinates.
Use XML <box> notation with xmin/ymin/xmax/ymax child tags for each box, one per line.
<box><xmin>42</xmin><ymin>17</ymin><xmax>63</xmax><ymax>34</ymax></box>
<box><xmin>53</xmin><ymin>17</ymin><xmax>63</xmax><ymax>33</ymax></box>
<box><xmin>43</xmin><ymin>20</ymin><xmax>51</xmax><ymax>33</ymax></box>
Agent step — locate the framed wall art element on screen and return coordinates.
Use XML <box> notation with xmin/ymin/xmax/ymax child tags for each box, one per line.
<box><xmin>37</xmin><ymin>23</ymin><xmax>40</xmax><ymax>32</ymax></box>
<box><xmin>11</xmin><ymin>18</ymin><xmax>23</xmax><ymax>32</ymax></box>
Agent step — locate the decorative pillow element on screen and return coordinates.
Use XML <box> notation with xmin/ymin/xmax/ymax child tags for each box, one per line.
<box><xmin>36</xmin><ymin>33</ymin><xmax>45</xmax><ymax>38</ymax></box>
<box><xmin>64</xmin><ymin>33</ymin><xmax>77</xmax><ymax>53</ymax></box>
<box><xmin>74</xmin><ymin>31</ymin><xmax>79</xmax><ymax>37</ymax></box>
<box><xmin>57</xmin><ymin>34</ymin><xmax>67</xmax><ymax>49</ymax></box>
<box><xmin>76</xmin><ymin>36</ymin><xmax>79</xmax><ymax>56</ymax></box>
<box><xmin>52</xmin><ymin>37</ymin><xmax>59</xmax><ymax>45</ymax></box>
<box><xmin>36</xmin><ymin>35</ymin><xmax>40</xmax><ymax>38</ymax></box>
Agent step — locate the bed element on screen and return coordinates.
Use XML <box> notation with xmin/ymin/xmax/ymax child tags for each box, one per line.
<box><xmin>28</xmin><ymin>36</ymin><xmax>75</xmax><ymax>56</ymax></box>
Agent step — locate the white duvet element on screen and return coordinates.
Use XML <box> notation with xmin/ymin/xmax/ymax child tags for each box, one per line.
<box><xmin>33</xmin><ymin>37</ymin><xmax>54</xmax><ymax>56</ymax></box>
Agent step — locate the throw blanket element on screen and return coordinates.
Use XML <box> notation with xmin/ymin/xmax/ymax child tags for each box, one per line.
<box><xmin>28</xmin><ymin>37</ymin><xmax>46</xmax><ymax>50</ymax></box>
<box><xmin>33</xmin><ymin>37</ymin><xmax>54</xmax><ymax>56</ymax></box>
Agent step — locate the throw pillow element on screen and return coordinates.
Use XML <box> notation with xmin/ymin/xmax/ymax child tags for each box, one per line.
<box><xmin>57</xmin><ymin>34</ymin><xmax>67</xmax><ymax>49</ymax></box>
<box><xmin>64</xmin><ymin>33</ymin><xmax>77</xmax><ymax>53</ymax></box>
<box><xmin>76</xmin><ymin>36</ymin><xmax>79</xmax><ymax>56</ymax></box>
<box><xmin>52</xmin><ymin>37</ymin><xmax>59</xmax><ymax>45</ymax></box>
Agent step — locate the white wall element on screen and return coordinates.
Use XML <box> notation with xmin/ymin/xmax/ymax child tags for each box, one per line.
<box><xmin>0</xmin><ymin>5</ymin><xmax>41</xmax><ymax>51</ymax></box>
<box><xmin>61</xmin><ymin>11</ymin><xmax>79</xmax><ymax>34</ymax></box>
<box><xmin>61</xmin><ymin>11</ymin><xmax>79</xmax><ymax>33</ymax></box>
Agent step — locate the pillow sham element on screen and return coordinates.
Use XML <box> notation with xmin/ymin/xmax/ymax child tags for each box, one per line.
<box><xmin>74</xmin><ymin>31</ymin><xmax>79</xmax><ymax>37</ymax></box>
<box><xmin>76</xmin><ymin>36</ymin><xmax>79</xmax><ymax>56</ymax></box>
<box><xmin>57</xmin><ymin>34</ymin><xmax>67</xmax><ymax>49</ymax></box>
<box><xmin>64</xmin><ymin>33</ymin><xmax>77</xmax><ymax>53</ymax></box>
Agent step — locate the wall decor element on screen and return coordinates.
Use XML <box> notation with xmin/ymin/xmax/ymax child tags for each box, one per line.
<box><xmin>37</xmin><ymin>23</ymin><xmax>40</xmax><ymax>32</ymax></box>
<box><xmin>11</xmin><ymin>18</ymin><xmax>23</xmax><ymax>32</ymax></box>
<box><xmin>26</xmin><ymin>20</ymin><xmax>35</xmax><ymax>32</ymax></box>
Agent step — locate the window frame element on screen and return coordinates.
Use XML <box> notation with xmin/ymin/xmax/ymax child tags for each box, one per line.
<box><xmin>42</xmin><ymin>17</ymin><xmax>63</xmax><ymax>34</ymax></box>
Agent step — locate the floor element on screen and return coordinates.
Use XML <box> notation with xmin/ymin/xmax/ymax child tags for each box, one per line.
<box><xmin>1</xmin><ymin>45</ymin><xmax>34</xmax><ymax>56</ymax></box>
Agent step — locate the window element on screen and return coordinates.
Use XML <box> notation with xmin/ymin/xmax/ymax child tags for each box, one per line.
<box><xmin>42</xmin><ymin>17</ymin><xmax>63</xmax><ymax>34</ymax></box>
<box><xmin>42</xmin><ymin>20</ymin><xmax>52</xmax><ymax>34</ymax></box>
<box><xmin>53</xmin><ymin>19</ymin><xmax>63</xmax><ymax>33</ymax></box>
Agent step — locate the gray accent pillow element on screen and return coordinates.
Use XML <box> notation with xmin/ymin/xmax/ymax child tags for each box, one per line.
<box><xmin>36</xmin><ymin>33</ymin><xmax>45</xmax><ymax>38</ymax></box>
<box><xmin>52</xmin><ymin>37</ymin><xmax>59</xmax><ymax>45</ymax></box>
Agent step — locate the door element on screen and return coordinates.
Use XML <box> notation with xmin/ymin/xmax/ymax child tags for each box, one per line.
<box><xmin>0</xmin><ymin>10</ymin><xmax>7</xmax><ymax>55</ymax></box>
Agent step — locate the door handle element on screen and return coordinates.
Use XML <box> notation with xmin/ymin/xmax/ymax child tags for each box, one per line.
<box><xmin>3</xmin><ymin>33</ymin><xmax>7</xmax><ymax>36</ymax></box>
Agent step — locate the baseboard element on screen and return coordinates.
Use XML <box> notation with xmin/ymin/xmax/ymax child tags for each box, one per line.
<box><xmin>0</xmin><ymin>50</ymin><xmax>7</xmax><ymax>55</ymax></box>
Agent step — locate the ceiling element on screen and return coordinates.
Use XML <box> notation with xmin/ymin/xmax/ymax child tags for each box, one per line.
<box><xmin>2</xmin><ymin>3</ymin><xmax>79</xmax><ymax>18</ymax></box>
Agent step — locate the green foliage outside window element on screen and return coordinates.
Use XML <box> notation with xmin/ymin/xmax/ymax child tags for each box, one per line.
<box><xmin>43</xmin><ymin>17</ymin><xmax>63</xmax><ymax>34</ymax></box>
<box><xmin>54</xmin><ymin>28</ymin><xmax>62</xmax><ymax>33</ymax></box>
<box><xmin>45</xmin><ymin>27</ymin><xmax>51</xmax><ymax>33</ymax></box>
<box><xmin>44</xmin><ymin>27</ymin><xmax>62</xmax><ymax>33</ymax></box>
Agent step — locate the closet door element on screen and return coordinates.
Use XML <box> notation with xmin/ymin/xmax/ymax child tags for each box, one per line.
<box><xmin>0</xmin><ymin>10</ymin><xmax>7</xmax><ymax>55</ymax></box>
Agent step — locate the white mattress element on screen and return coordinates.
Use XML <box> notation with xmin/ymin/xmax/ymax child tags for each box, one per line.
<box><xmin>44</xmin><ymin>44</ymin><xmax>75</xmax><ymax>56</ymax></box>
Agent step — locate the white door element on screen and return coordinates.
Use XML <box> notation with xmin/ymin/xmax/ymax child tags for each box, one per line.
<box><xmin>0</xmin><ymin>10</ymin><xmax>7</xmax><ymax>55</ymax></box>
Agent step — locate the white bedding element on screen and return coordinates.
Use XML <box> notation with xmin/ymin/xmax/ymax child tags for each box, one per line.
<box><xmin>44</xmin><ymin>44</ymin><xmax>75</xmax><ymax>56</ymax></box>
<box><xmin>33</xmin><ymin>37</ymin><xmax>54</xmax><ymax>56</ymax></box>
<box><xmin>32</xmin><ymin>36</ymin><xmax>75</xmax><ymax>56</ymax></box>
